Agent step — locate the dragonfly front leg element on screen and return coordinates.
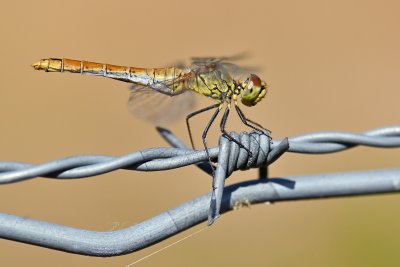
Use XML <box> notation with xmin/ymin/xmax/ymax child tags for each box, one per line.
<box><xmin>234</xmin><ymin>104</ymin><xmax>271</xmax><ymax>136</ymax></box>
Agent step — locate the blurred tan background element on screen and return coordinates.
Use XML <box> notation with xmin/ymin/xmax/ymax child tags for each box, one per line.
<box><xmin>0</xmin><ymin>0</ymin><xmax>399</xmax><ymax>266</ymax></box>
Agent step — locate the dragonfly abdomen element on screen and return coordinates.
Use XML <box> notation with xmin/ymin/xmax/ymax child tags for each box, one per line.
<box><xmin>32</xmin><ymin>58</ymin><xmax>185</xmax><ymax>92</ymax></box>
<box><xmin>32</xmin><ymin>58</ymin><xmax>119</xmax><ymax>75</ymax></box>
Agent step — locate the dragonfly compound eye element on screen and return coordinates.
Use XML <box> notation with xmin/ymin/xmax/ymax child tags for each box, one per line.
<box><xmin>240</xmin><ymin>74</ymin><xmax>267</xmax><ymax>106</ymax></box>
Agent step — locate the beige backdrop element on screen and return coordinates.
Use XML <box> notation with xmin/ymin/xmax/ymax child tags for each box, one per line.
<box><xmin>0</xmin><ymin>0</ymin><xmax>399</xmax><ymax>266</ymax></box>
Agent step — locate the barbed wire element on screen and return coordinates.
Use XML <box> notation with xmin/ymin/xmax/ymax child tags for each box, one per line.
<box><xmin>0</xmin><ymin>126</ymin><xmax>399</xmax><ymax>256</ymax></box>
<box><xmin>1</xmin><ymin>126</ymin><xmax>399</xmax><ymax>183</ymax></box>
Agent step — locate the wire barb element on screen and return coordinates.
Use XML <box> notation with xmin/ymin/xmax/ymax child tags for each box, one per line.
<box><xmin>208</xmin><ymin>131</ymin><xmax>289</xmax><ymax>224</ymax></box>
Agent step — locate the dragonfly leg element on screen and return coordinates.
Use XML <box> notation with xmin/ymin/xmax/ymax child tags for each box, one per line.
<box><xmin>220</xmin><ymin>107</ymin><xmax>253</xmax><ymax>156</ymax></box>
<box><xmin>234</xmin><ymin>105</ymin><xmax>271</xmax><ymax>137</ymax></box>
<box><xmin>186</xmin><ymin>103</ymin><xmax>220</xmax><ymax>149</ymax></box>
<box><xmin>201</xmin><ymin>105</ymin><xmax>222</xmax><ymax>175</ymax></box>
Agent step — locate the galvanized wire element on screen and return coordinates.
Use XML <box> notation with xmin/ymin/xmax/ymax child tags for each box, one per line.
<box><xmin>0</xmin><ymin>126</ymin><xmax>399</xmax><ymax>183</ymax></box>
<box><xmin>0</xmin><ymin>169</ymin><xmax>399</xmax><ymax>256</ymax></box>
<box><xmin>0</xmin><ymin>125</ymin><xmax>399</xmax><ymax>256</ymax></box>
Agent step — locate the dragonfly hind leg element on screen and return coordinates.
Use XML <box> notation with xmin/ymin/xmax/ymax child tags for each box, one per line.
<box><xmin>200</xmin><ymin>105</ymin><xmax>222</xmax><ymax>175</ymax></box>
<box><xmin>186</xmin><ymin>103</ymin><xmax>220</xmax><ymax>149</ymax></box>
<box><xmin>186</xmin><ymin>103</ymin><xmax>221</xmax><ymax>175</ymax></box>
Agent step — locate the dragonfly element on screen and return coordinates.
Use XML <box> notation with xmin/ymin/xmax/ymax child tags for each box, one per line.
<box><xmin>31</xmin><ymin>57</ymin><xmax>269</xmax><ymax>171</ymax></box>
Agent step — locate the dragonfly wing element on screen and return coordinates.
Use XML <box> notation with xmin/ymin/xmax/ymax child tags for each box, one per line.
<box><xmin>127</xmin><ymin>84</ymin><xmax>196</xmax><ymax>126</ymax></box>
<box><xmin>191</xmin><ymin>52</ymin><xmax>250</xmax><ymax>65</ymax></box>
<box><xmin>218</xmin><ymin>62</ymin><xmax>260</xmax><ymax>78</ymax></box>
<box><xmin>190</xmin><ymin>54</ymin><xmax>259</xmax><ymax>80</ymax></box>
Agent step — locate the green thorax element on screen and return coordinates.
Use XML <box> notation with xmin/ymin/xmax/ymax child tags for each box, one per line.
<box><xmin>184</xmin><ymin>67</ymin><xmax>236</xmax><ymax>103</ymax></box>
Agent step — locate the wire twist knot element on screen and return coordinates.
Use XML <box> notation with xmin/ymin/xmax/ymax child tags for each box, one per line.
<box><xmin>208</xmin><ymin>131</ymin><xmax>289</xmax><ymax>224</ymax></box>
<box><xmin>221</xmin><ymin>131</ymin><xmax>271</xmax><ymax>177</ymax></box>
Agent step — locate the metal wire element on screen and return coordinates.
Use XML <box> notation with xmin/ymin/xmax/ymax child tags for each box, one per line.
<box><xmin>0</xmin><ymin>126</ymin><xmax>399</xmax><ymax>183</ymax></box>
<box><xmin>0</xmin><ymin>169</ymin><xmax>399</xmax><ymax>256</ymax></box>
<box><xmin>0</xmin><ymin>125</ymin><xmax>399</xmax><ymax>256</ymax></box>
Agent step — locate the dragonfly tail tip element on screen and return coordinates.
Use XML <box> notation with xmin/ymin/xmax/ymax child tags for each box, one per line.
<box><xmin>31</xmin><ymin>61</ymin><xmax>41</xmax><ymax>70</ymax></box>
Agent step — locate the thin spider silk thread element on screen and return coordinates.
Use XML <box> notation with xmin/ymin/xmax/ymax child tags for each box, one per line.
<box><xmin>124</xmin><ymin>226</ymin><xmax>208</xmax><ymax>266</ymax></box>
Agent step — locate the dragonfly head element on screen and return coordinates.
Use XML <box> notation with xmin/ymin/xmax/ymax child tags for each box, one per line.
<box><xmin>240</xmin><ymin>74</ymin><xmax>267</xmax><ymax>106</ymax></box>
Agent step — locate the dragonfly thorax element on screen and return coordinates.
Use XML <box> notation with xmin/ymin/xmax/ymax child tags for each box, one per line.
<box><xmin>238</xmin><ymin>74</ymin><xmax>267</xmax><ymax>106</ymax></box>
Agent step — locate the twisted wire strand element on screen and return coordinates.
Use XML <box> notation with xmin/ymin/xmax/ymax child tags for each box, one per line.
<box><xmin>0</xmin><ymin>126</ymin><xmax>399</xmax><ymax>184</ymax></box>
